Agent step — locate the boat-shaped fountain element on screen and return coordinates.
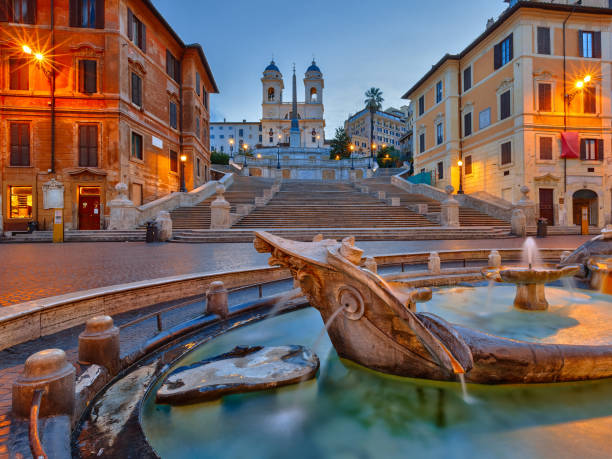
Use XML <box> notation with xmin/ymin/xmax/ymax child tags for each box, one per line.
<box><xmin>254</xmin><ymin>231</ymin><xmax>612</xmax><ymax>384</ymax></box>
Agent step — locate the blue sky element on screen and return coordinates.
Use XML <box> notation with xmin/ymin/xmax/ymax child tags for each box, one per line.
<box><xmin>152</xmin><ymin>0</ymin><xmax>507</xmax><ymax>134</ymax></box>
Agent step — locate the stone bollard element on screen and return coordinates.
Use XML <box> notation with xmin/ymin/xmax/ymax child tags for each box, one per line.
<box><xmin>364</xmin><ymin>257</ymin><xmax>378</xmax><ymax>274</ymax></box>
<box><xmin>206</xmin><ymin>281</ymin><xmax>229</xmax><ymax>319</ymax></box>
<box><xmin>210</xmin><ymin>185</ymin><xmax>231</xmax><ymax>229</ymax></box>
<box><xmin>511</xmin><ymin>208</ymin><xmax>527</xmax><ymax>237</ymax></box>
<box><xmin>12</xmin><ymin>349</ymin><xmax>76</xmax><ymax>418</ymax></box>
<box><xmin>391</xmin><ymin>197</ymin><xmax>400</xmax><ymax>207</ymax></box>
<box><xmin>441</xmin><ymin>185</ymin><xmax>460</xmax><ymax>227</ymax></box>
<box><xmin>488</xmin><ymin>250</ymin><xmax>502</xmax><ymax>268</ymax></box>
<box><xmin>428</xmin><ymin>252</ymin><xmax>441</xmax><ymax>274</ymax></box>
<box><xmin>78</xmin><ymin>316</ymin><xmax>120</xmax><ymax>374</ymax></box>
<box><xmin>155</xmin><ymin>210</ymin><xmax>173</xmax><ymax>242</ymax></box>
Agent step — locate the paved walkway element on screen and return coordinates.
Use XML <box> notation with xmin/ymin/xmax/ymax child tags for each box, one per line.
<box><xmin>0</xmin><ymin>236</ymin><xmax>590</xmax><ymax>307</ymax></box>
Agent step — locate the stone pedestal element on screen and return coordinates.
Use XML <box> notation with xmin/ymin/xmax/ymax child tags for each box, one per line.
<box><xmin>206</xmin><ymin>281</ymin><xmax>228</xmax><ymax>318</ymax></box>
<box><xmin>78</xmin><ymin>316</ymin><xmax>120</xmax><ymax>374</ymax></box>
<box><xmin>514</xmin><ymin>284</ymin><xmax>548</xmax><ymax>311</ymax></box>
<box><xmin>511</xmin><ymin>208</ymin><xmax>527</xmax><ymax>237</ymax></box>
<box><xmin>488</xmin><ymin>250</ymin><xmax>502</xmax><ymax>268</ymax></box>
<box><xmin>108</xmin><ymin>183</ymin><xmax>138</xmax><ymax>230</ymax></box>
<box><xmin>514</xmin><ymin>186</ymin><xmax>537</xmax><ymax>227</ymax></box>
<box><xmin>12</xmin><ymin>349</ymin><xmax>75</xmax><ymax>418</ymax></box>
<box><xmin>441</xmin><ymin>185</ymin><xmax>460</xmax><ymax>227</ymax></box>
<box><xmin>155</xmin><ymin>211</ymin><xmax>173</xmax><ymax>241</ymax></box>
<box><xmin>428</xmin><ymin>252</ymin><xmax>441</xmax><ymax>274</ymax></box>
<box><xmin>210</xmin><ymin>185</ymin><xmax>231</xmax><ymax>230</ymax></box>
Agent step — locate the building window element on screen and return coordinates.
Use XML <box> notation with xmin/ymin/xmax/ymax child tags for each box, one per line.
<box><xmin>79</xmin><ymin>60</ymin><xmax>97</xmax><ymax>94</ymax></box>
<box><xmin>435</xmin><ymin>81</ymin><xmax>443</xmax><ymax>103</ymax></box>
<box><xmin>196</xmin><ymin>72</ymin><xmax>201</xmax><ymax>96</ymax></box>
<box><xmin>419</xmin><ymin>132</ymin><xmax>425</xmax><ymax>153</ymax></box>
<box><xmin>436</xmin><ymin>123</ymin><xmax>443</xmax><ymax>145</ymax></box>
<box><xmin>463</xmin><ymin>67</ymin><xmax>472</xmax><ymax>92</ymax></box>
<box><xmin>494</xmin><ymin>34</ymin><xmax>513</xmax><ymax>70</ymax></box>
<box><xmin>501</xmin><ymin>141</ymin><xmax>512</xmax><ymax>165</ymax></box>
<box><xmin>203</xmin><ymin>89</ymin><xmax>208</xmax><ymax>110</ymax></box>
<box><xmin>537</xmin><ymin>27</ymin><xmax>551</xmax><ymax>55</ymax></box>
<box><xmin>465</xmin><ymin>155</ymin><xmax>472</xmax><ymax>175</ymax></box>
<box><xmin>169</xmin><ymin>102</ymin><xmax>178</xmax><ymax>129</ymax></box>
<box><xmin>239</xmin><ymin>128</ymin><xmax>244</xmax><ymax>137</ymax></box>
<box><xmin>539</xmin><ymin>137</ymin><xmax>553</xmax><ymax>160</ymax></box>
<box><xmin>538</xmin><ymin>83</ymin><xmax>551</xmax><ymax>111</ymax></box>
<box><xmin>78</xmin><ymin>125</ymin><xmax>98</xmax><ymax>167</ymax></box>
<box><xmin>131</xmin><ymin>72</ymin><xmax>142</xmax><ymax>107</ymax></box>
<box><xmin>166</xmin><ymin>50</ymin><xmax>180</xmax><ymax>83</ymax></box>
<box><xmin>170</xmin><ymin>150</ymin><xmax>178</xmax><ymax>173</ymax></box>
<box><xmin>9</xmin><ymin>58</ymin><xmax>28</xmax><ymax>90</ymax></box>
<box><xmin>4</xmin><ymin>0</ymin><xmax>36</xmax><ymax>24</ymax></box>
<box><xmin>464</xmin><ymin>112</ymin><xmax>472</xmax><ymax>137</ymax></box>
<box><xmin>583</xmin><ymin>86</ymin><xmax>596</xmax><ymax>114</ymax></box>
<box><xmin>195</xmin><ymin>116</ymin><xmax>200</xmax><ymax>137</ymax></box>
<box><xmin>500</xmin><ymin>90</ymin><xmax>511</xmax><ymax>120</ymax></box>
<box><xmin>268</xmin><ymin>87</ymin><xmax>275</xmax><ymax>101</ymax></box>
<box><xmin>479</xmin><ymin>108</ymin><xmax>491</xmax><ymax>129</ymax></box>
<box><xmin>131</xmin><ymin>132</ymin><xmax>143</xmax><ymax>160</ymax></box>
<box><xmin>437</xmin><ymin>161</ymin><xmax>444</xmax><ymax>180</ymax></box>
<box><xmin>197</xmin><ymin>157</ymin><xmax>201</xmax><ymax>177</ymax></box>
<box><xmin>127</xmin><ymin>9</ymin><xmax>146</xmax><ymax>51</ymax></box>
<box><xmin>69</xmin><ymin>0</ymin><xmax>104</xmax><ymax>28</ymax></box>
<box><xmin>418</xmin><ymin>96</ymin><xmax>425</xmax><ymax>116</ymax></box>
<box><xmin>580</xmin><ymin>138</ymin><xmax>602</xmax><ymax>161</ymax></box>
<box><xmin>9</xmin><ymin>186</ymin><xmax>32</xmax><ymax>219</ymax></box>
<box><xmin>9</xmin><ymin>123</ymin><xmax>30</xmax><ymax>166</ymax></box>
<box><xmin>580</xmin><ymin>31</ymin><xmax>601</xmax><ymax>58</ymax></box>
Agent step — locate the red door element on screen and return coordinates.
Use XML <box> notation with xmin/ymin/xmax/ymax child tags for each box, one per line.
<box><xmin>539</xmin><ymin>188</ymin><xmax>554</xmax><ymax>225</ymax></box>
<box><xmin>79</xmin><ymin>189</ymin><xmax>101</xmax><ymax>230</ymax></box>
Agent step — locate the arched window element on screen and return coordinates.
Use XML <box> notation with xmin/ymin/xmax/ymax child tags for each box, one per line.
<box><xmin>268</xmin><ymin>87</ymin><xmax>275</xmax><ymax>101</ymax></box>
<box><xmin>310</xmin><ymin>87</ymin><xmax>318</xmax><ymax>102</ymax></box>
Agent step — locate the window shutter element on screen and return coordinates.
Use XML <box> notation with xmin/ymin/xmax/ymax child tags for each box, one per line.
<box><xmin>598</xmin><ymin>139</ymin><xmax>604</xmax><ymax>161</ymax></box>
<box><xmin>140</xmin><ymin>23</ymin><xmax>146</xmax><ymax>52</ymax></box>
<box><xmin>508</xmin><ymin>33</ymin><xmax>514</xmax><ymax>61</ymax></box>
<box><xmin>79</xmin><ymin>126</ymin><xmax>87</xmax><ymax>166</ymax></box>
<box><xmin>69</xmin><ymin>0</ymin><xmax>78</xmax><ymax>26</ymax></box>
<box><xmin>494</xmin><ymin>43</ymin><xmax>502</xmax><ymax>70</ymax></box>
<box><xmin>166</xmin><ymin>50</ymin><xmax>171</xmax><ymax>75</ymax></box>
<box><xmin>20</xmin><ymin>124</ymin><xmax>30</xmax><ymax>166</ymax></box>
<box><xmin>593</xmin><ymin>31</ymin><xmax>601</xmax><ymax>58</ymax></box>
<box><xmin>174</xmin><ymin>60</ymin><xmax>181</xmax><ymax>83</ymax></box>
<box><xmin>580</xmin><ymin>139</ymin><xmax>586</xmax><ymax>160</ymax></box>
<box><xmin>578</xmin><ymin>30</ymin><xmax>584</xmax><ymax>57</ymax></box>
<box><xmin>87</xmin><ymin>61</ymin><xmax>97</xmax><ymax>93</ymax></box>
<box><xmin>0</xmin><ymin>0</ymin><xmax>9</xmax><ymax>22</ymax></box>
<box><xmin>127</xmin><ymin>9</ymin><xmax>133</xmax><ymax>40</ymax></box>
<box><xmin>90</xmin><ymin>126</ymin><xmax>98</xmax><ymax>166</ymax></box>
<box><xmin>78</xmin><ymin>61</ymin><xmax>85</xmax><ymax>93</ymax></box>
<box><xmin>95</xmin><ymin>0</ymin><xmax>105</xmax><ymax>28</ymax></box>
<box><xmin>10</xmin><ymin>124</ymin><xmax>19</xmax><ymax>165</ymax></box>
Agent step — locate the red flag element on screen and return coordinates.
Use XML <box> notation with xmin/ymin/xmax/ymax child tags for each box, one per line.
<box><xmin>561</xmin><ymin>132</ymin><xmax>580</xmax><ymax>159</ymax></box>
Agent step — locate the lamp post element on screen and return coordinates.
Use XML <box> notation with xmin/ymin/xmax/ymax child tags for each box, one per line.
<box><xmin>277</xmin><ymin>134</ymin><xmax>282</xmax><ymax>169</ymax></box>
<box><xmin>242</xmin><ymin>143</ymin><xmax>248</xmax><ymax>167</ymax></box>
<box><xmin>229</xmin><ymin>138</ymin><xmax>234</xmax><ymax>160</ymax></box>
<box><xmin>457</xmin><ymin>159</ymin><xmax>464</xmax><ymax>194</ymax></box>
<box><xmin>180</xmin><ymin>154</ymin><xmax>187</xmax><ymax>192</ymax></box>
<box><xmin>370</xmin><ymin>143</ymin><xmax>377</xmax><ymax>169</ymax></box>
<box><xmin>350</xmin><ymin>144</ymin><xmax>355</xmax><ymax>170</ymax></box>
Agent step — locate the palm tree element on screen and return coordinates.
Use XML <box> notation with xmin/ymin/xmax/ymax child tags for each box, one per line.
<box><xmin>364</xmin><ymin>88</ymin><xmax>384</xmax><ymax>167</ymax></box>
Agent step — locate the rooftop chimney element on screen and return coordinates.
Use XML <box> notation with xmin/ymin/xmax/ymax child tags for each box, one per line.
<box><xmin>486</xmin><ymin>17</ymin><xmax>495</xmax><ymax>29</ymax></box>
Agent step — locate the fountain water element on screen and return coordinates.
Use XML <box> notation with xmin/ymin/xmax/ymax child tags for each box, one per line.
<box><xmin>521</xmin><ymin>237</ymin><xmax>542</xmax><ymax>269</ymax></box>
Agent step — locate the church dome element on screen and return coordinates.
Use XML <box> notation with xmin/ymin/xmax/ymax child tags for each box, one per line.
<box><xmin>265</xmin><ymin>60</ymin><xmax>280</xmax><ymax>72</ymax></box>
<box><xmin>306</xmin><ymin>60</ymin><xmax>321</xmax><ymax>73</ymax></box>
<box><xmin>263</xmin><ymin>60</ymin><xmax>282</xmax><ymax>80</ymax></box>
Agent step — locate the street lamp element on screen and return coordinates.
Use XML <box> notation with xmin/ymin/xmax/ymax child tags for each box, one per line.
<box><xmin>242</xmin><ymin>143</ymin><xmax>249</xmax><ymax>167</ymax></box>
<box><xmin>457</xmin><ymin>159</ymin><xmax>464</xmax><ymax>194</ymax></box>
<box><xmin>350</xmin><ymin>144</ymin><xmax>355</xmax><ymax>170</ymax></box>
<box><xmin>369</xmin><ymin>143</ymin><xmax>377</xmax><ymax>169</ymax></box>
<box><xmin>277</xmin><ymin>134</ymin><xmax>282</xmax><ymax>169</ymax></box>
<box><xmin>180</xmin><ymin>154</ymin><xmax>187</xmax><ymax>192</ymax></box>
<box><xmin>229</xmin><ymin>138</ymin><xmax>234</xmax><ymax>160</ymax></box>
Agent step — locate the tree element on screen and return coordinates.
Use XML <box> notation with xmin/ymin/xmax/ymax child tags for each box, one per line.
<box><xmin>329</xmin><ymin>127</ymin><xmax>352</xmax><ymax>159</ymax></box>
<box><xmin>364</xmin><ymin>87</ymin><xmax>384</xmax><ymax>158</ymax></box>
<box><xmin>211</xmin><ymin>150</ymin><xmax>229</xmax><ymax>165</ymax></box>
<box><xmin>376</xmin><ymin>146</ymin><xmax>401</xmax><ymax>168</ymax></box>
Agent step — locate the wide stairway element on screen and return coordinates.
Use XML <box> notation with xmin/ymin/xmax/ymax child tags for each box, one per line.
<box><xmin>232</xmin><ymin>181</ymin><xmax>435</xmax><ymax>229</ymax></box>
<box><xmin>170</xmin><ymin>176</ymin><xmax>275</xmax><ymax>230</ymax></box>
<box><xmin>359</xmin><ymin>177</ymin><xmax>511</xmax><ymax>228</ymax></box>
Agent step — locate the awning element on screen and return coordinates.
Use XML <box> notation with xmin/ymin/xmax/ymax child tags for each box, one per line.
<box><xmin>561</xmin><ymin>132</ymin><xmax>580</xmax><ymax>159</ymax></box>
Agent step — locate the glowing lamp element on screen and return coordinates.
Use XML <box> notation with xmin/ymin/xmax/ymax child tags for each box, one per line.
<box><xmin>583</xmin><ymin>75</ymin><xmax>592</xmax><ymax>83</ymax></box>
<box><xmin>457</xmin><ymin>160</ymin><xmax>463</xmax><ymax>167</ymax></box>
<box><xmin>257</xmin><ymin>153</ymin><xmax>262</xmax><ymax>159</ymax></box>
<box><xmin>575</xmin><ymin>80</ymin><xmax>584</xmax><ymax>89</ymax></box>
<box><xmin>22</xmin><ymin>45</ymin><xmax>32</xmax><ymax>55</ymax></box>
<box><xmin>34</xmin><ymin>53</ymin><xmax>44</xmax><ymax>61</ymax></box>
<box><xmin>180</xmin><ymin>154</ymin><xmax>187</xmax><ymax>162</ymax></box>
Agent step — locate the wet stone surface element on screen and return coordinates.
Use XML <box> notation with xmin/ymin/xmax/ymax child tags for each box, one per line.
<box><xmin>156</xmin><ymin>345</ymin><xmax>319</xmax><ymax>405</ymax></box>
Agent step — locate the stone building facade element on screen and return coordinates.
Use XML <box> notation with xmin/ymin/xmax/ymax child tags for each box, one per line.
<box><xmin>210</xmin><ymin>121</ymin><xmax>262</xmax><ymax>155</ymax></box>
<box><xmin>403</xmin><ymin>0</ymin><xmax>612</xmax><ymax>227</ymax></box>
<box><xmin>344</xmin><ymin>108</ymin><xmax>409</xmax><ymax>155</ymax></box>
<box><xmin>0</xmin><ymin>0</ymin><xmax>218</xmax><ymax>231</ymax></box>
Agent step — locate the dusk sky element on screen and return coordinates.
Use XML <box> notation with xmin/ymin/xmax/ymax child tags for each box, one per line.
<box><xmin>152</xmin><ymin>0</ymin><xmax>508</xmax><ymax>134</ymax></box>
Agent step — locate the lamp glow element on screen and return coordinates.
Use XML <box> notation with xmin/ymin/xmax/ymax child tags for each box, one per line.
<box><xmin>583</xmin><ymin>75</ymin><xmax>592</xmax><ymax>83</ymax></box>
<box><xmin>457</xmin><ymin>160</ymin><xmax>463</xmax><ymax>167</ymax></box>
<box><xmin>180</xmin><ymin>154</ymin><xmax>187</xmax><ymax>162</ymax></box>
<box><xmin>34</xmin><ymin>52</ymin><xmax>44</xmax><ymax>61</ymax></box>
<box><xmin>22</xmin><ymin>45</ymin><xmax>32</xmax><ymax>55</ymax></box>
<box><xmin>575</xmin><ymin>80</ymin><xmax>584</xmax><ymax>89</ymax></box>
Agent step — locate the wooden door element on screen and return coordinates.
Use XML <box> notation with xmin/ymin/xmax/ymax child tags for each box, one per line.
<box><xmin>538</xmin><ymin>188</ymin><xmax>554</xmax><ymax>225</ymax></box>
<box><xmin>78</xmin><ymin>194</ymin><xmax>100</xmax><ymax>230</ymax></box>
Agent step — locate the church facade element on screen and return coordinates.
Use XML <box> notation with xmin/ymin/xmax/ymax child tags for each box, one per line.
<box><xmin>260</xmin><ymin>61</ymin><xmax>326</xmax><ymax>149</ymax></box>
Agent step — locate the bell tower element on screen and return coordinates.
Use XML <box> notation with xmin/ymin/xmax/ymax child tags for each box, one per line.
<box><xmin>261</xmin><ymin>60</ymin><xmax>283</xmax><ymax>105</ymax></box>
<box><xmin>304</xmin><ymin>59</ymin><xmax>323</xmax><ymax>105</ymax></box>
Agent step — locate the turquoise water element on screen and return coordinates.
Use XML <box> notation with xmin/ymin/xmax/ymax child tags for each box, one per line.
<box><xmin>142</xmin><ymin>286</ymin><xmax>612</xmax><ymax>459</ymax></box>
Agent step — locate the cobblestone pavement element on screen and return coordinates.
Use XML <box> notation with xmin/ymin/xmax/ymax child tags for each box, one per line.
<box><xmin>0</xmin><ymin>236</ymin><xmax>591</xmax><ymax>307</ymax></box>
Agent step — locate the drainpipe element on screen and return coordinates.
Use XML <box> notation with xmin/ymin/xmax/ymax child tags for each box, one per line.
<box><xmin>457</xmin><ymin>62</ymin><xmax>463</xmax><ymax>194</ymax></box>
<box><xmin>179</xmin><ymin>61</ymin><xmax>184</xmax><ymax>189</ymax></box>
<box><xmin>50</xmin><ymin>0</ymin><xmax>55</xmax><ymax>173</ymax></box>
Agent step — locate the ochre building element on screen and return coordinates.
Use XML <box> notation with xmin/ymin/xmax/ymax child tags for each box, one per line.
<box><xmin>0</xmin><ymin>0</ymin><xmax>218</xmax><ymax>231</ymax></box>
<box><xmin>403</xmin><ymin>0</ymin><xmax>612</xmax><ymax>227</ymax></box>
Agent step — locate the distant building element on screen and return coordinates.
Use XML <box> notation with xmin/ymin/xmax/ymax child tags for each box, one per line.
<box><xmin>344</xmin><ymin>109</ymin><xmax>409</xmax><ymax>155</ymax></box>
<box><xmin>210</xmin><ymin>121</ymin><xmax>262</xmax><ymax>156</ymax></box>
<box><xmin>402</xmin><ymin>0</ymin><xmax>612</xmax><ymax>227</ymax></box>
<box><xmin>0</xmin><ymin>0</ymin><xmax>218</xmax><ymax>231</ymax></box>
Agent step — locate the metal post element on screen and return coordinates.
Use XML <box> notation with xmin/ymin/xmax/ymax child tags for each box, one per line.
<box><xmin>180</xmin><ymin>161</ymin><xmax>186</xmax><ymax>192</ymax></box>
<box><xmin>458</xmin><ymin>164</ymin><xmax>464</xmax><ymax>194</ymax></box>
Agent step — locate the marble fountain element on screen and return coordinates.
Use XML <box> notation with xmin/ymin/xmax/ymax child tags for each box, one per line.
<box><xmin>74</xmin><ymin>230</ymin><xmax>612</xmax><ymax>458</ymax></box>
